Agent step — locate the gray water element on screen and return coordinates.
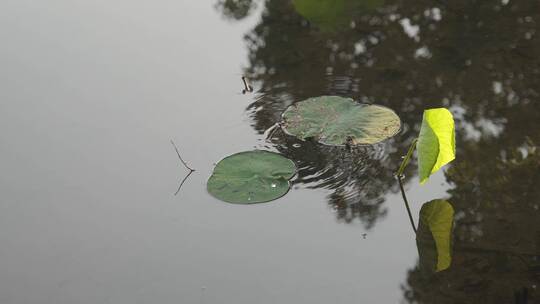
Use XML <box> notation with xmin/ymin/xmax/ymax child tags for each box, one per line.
<box><xmin>1</xmin><ymin>1</ymin><xmax>539</xmax><ymax>303</ymax></box>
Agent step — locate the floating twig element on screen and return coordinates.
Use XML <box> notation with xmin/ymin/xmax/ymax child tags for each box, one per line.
<box><xmin>170</xmin><ymin>140</ymin><xmax>195</xmax><ymax>172</ymax></box>
<box><xmin>174</xmin><ymin>170</ymin><xmax>194</xmax><ymax>196</ymax></box>
<box><xmin>170</xmin><ymin>139</ymin><xmax>195</xmax><ymax>196</ymax></box>
<box><xmin>241</xmin><ymin>76</ymin><xmax>253</xmax><ymax>94</ymax></box>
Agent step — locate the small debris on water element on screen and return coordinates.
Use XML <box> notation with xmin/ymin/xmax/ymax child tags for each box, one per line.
<box><xmin>241</xmin><ymin>76</ymin><xmax>254</xmax><ymax>94</ymax></box>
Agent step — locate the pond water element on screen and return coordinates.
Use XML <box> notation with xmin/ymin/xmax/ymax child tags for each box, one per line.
<box><xmin>1</xmin><ymin>1</ymin><xmax>539</xmax><ymax>303</ymax></box>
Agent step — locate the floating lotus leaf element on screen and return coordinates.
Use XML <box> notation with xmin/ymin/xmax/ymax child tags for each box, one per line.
<box><xmin>281</xmin><ymin>96</ymin><xmax>401</xmax><ymax>146</ymax></box>
<box><xmin>207</xmin><ymin>150</ymin><xmax>296</xmax><ymax>204</ymax></box>
<box><xmin>417</xmin><ymin>108</ymin><xmax>456</xmax><ymax>184</ymax></box>
<box><xmin>416</xmin><ymin>199</ymin><xmax>454</xmax><ymax>274</ymax></box>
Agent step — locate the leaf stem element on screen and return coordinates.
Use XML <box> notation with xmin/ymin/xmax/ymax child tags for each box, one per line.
<box><xmin>398</xmin><ymin>174</ymin><xmax>417</xmax><ymax>233</ymax></box>
<box><xmin>396</xmin><ymin>138</ymin><xmax>417</xmax><ymax>177</ymax></box>
<box><xmin>396</xmin><ymin>138</ymin><xmax>418</xmax><ymax>234</ymax></box>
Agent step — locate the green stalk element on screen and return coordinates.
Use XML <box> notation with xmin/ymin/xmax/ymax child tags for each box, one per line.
<box><xmin>396</xmin><ymin>138</ymin><xmax>418</xmax><ymax>177</ymax></box>
<box><xmin>396</xmin><ymin>138</ymin><xmax>418</xmax><ymax>233</ymax></box>
<box><xmin>397</xmin><ymin>174</ymin><xmax>416</xmax><ymax>233</ymax></box>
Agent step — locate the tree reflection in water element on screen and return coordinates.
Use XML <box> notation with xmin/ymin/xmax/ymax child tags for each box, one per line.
<box><xmin>214</xmin><ymin>0</ymin><xmax>256</xmax><ymax>20</ymax></box>
<box><xmin>216</xmin><ymin>0</ymin><xmax>540</xmax><ymax>301</ymax></box>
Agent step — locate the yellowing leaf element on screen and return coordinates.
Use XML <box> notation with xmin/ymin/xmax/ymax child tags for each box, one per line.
<box><xmin>281</xmin><ymin>96</ymin><xmax>401</xmax><ymax>146</ymax></box>
<box><xmin>417</xmin><ymin>108</ymin><xmax>455</xmax><ymax>184</ymax></box>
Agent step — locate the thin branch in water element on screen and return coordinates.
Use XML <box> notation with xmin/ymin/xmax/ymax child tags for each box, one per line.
<box><xmin>170</xmin><ymin>140</ymin><xmax>195</xmax><ymax>172</ymax></box>
<box><xmin>398</xmin><ymin>174</ymin><xmax>417</xmax><ymax>233</ymax></box>
<box><xmin>170</xmin><ymin>139</ymin><xmax>195</xmax><ymax>196</ymax></box>
<box><xmin>174</xmin><ymin>170</ymin><xmax>194</xmax><ymax>196</ymax></box>
<box><xmin>241</xmin><ymin>76</ymin><xmax>253</xmax><ymax>94</ymax></box>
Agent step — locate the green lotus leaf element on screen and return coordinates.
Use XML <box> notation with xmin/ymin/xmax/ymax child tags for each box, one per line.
<box><xmin>416</xmin><ymin>199</ymin><xmax>454</xmax><ymax>274</ymax></box>
<box><xmin>293</xmin><ymin>0</ymin><xmax>347</xmax><ymax>31</ymax></box>
<box><xmin>417</xmin><ymin>108</ymin><xmax>456</xmax><ymax>184</ymax></box>
<box><xmin>293</xmin><ymin>0</ymin><xmax>384</xmax><ymax>31</ymax></box>
<box><xmin>281</xmin><ymin>96</ymin><xmax>401</xmax><ymax>146</ymax></box>
<box><xmin>207</xmin><ymin>150</ymin><xmax>296</xmax><ymax>204</ymax></box>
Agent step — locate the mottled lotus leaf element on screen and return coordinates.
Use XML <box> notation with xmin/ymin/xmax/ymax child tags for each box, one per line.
<box><xmin>417</xmin><ymin>108</ymin><xmax>456</xmax><ymax>184</ymax></box>
<box><xmin>416</xmin><ymin>199</ymin><xmax>454</xmax><ymax>274</ymax></box>
<box><xmin>281</xmin><ymin>96</ymin><xmax>401</xmax><ymax>146</ymax></box>
<box><xmin>207</xmin><ymin>150</ymin><xmax>296</xmax><ymax>204</ymax></box>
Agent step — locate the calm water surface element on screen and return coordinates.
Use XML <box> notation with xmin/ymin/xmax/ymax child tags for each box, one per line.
<box><xmin>1</xmin><ymin>1</ymin><xmax>539</xmax><ymax>303</ymax></box>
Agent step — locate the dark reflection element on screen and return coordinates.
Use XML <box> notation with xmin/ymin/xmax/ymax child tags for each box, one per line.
<box><xmin>215</xmin><ymin>0</ymin><xmax>540</xmax><ymax>234</ymax></box>
<box><xmin>214</xmin><ymin>0</ymin><xmax>256</xmax><ymax>20</ymax></box>
<box><xmin>416</xmin><ymin>199</ymin><xmax>454</xmax><ymax>276</ymax></box>
<box><xmin>402</xmin><ymin>136</ymin><xmax>540</xmax><ymax>303</ymax></box>
<box><xmin>292</xmin><ymin>0</ymin><xmax>384</xmax><ymax>32</ymax></box>
<box><xmin>217</xmin><ymin>0</ymin><xmax>540</xmax><ymax>300</ymax></box>
<box><xmin>270</xmin><ymin>134</ymin><xmax>393</xmax><ymax>227</ymax></box>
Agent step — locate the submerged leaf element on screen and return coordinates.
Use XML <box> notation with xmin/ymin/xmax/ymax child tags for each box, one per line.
<box><xmin>417</xmin><ymin>108</ymin><xmax>455</xmax><ymax>184</ymax></box>
<box><xmin>281</xmin><ymin>96</ymin><xmax>401</xmax><ymax>146</ymax></box>
<box><xmin>416</xmin><ymin>199</ymin><xmax>454</xmax><ymax>274</ymax></box>
<box><xmin>207</xmin><ymin>150</ymin><xmax>296</xmax><ymax>204</ymax></box>
<box><xmin>293</xmin><ymin>0</ymin><xmax>384</xmax><ymax>31</ymax></box>
<box><xmin>293</xmin><ymin>0</ymin><xmax>347</xmax><ymax>31</ymax></box>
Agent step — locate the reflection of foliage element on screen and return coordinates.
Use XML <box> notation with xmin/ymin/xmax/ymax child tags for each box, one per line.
<box><xmin>293</xmin><ymin>0</ymin><xmax>384</xmax><ymax>31</ymax></box>
<box><xmin>216</xmin><ymin>0</ymin><xmax>540</xmax><ymax>300</ymax></box>
<box><xmin>214</xmin><ymin>0</ymin><xmax>256</xmax><ymax>20</ymax></box>
<box><xmin>216</xmin><ymin>0</ymin><xmax>540</xmax><ymax>299</ymax></box>
<box><xmin>447</xmin><ymin>139</ymin><xmax>540</xmax><ymax>252</ymax></box>
<box><xmin>416</xmin><ymin>199</ymin><xmax>454</xmax><ymax>274</ymax></box>
<box><xmin>292</xmin><ymin>0</ymin><xmax>348</xmax><ymax>31</ymax></box>
<box><xmin>272</xmin><ymin>137</ymin><xmax>394</xmax><ymax>228</ymax></box>
<box><xmin>402</xmin><ymin>145</ymin><xmax>540</xmax><ymax>303</ymax></box>
<box><xmin>403</xmin><ymin>247</ymin><xmax>538</xmax><ymax>303</ymax></box>
<box><xmin>217</xmin><ymin>0</ymin><xmax>540</xmax><ymax>233</ymax></box>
